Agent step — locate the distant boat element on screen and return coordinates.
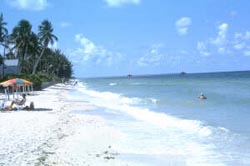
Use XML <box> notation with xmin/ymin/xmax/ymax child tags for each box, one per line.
<box><xmin>127</xmin><ymin>74</ymin><xmax>132</xmax><ymax>78</ymax></box>
<box><xmin>180</xmin><ymin>72</ymin><xmax>187</xmax><ymax>75</ymax></box>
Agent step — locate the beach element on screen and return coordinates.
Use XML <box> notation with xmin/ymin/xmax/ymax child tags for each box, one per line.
<box><xmin>1</xmin><ymin>72</ymin><xmax>250</xmax><ymax>166</ymax></box>
<box><xmin>2</xmin><ymin>0</ymin><xmax>250</xmax><ymax>165</ymax></box>
<box><xmin>0</xmin><ymin>83</ymin><xmax>138</xmax><ymax>166</ymax></box>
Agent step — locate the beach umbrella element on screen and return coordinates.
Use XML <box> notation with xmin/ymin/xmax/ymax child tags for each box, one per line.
<box><xmin>0</xmin><ymin>78</ymin><xmax>33</xmax><ymax>100</ymax></box>
<box><xmin>0</xmin><ymin>78</ymin><xmax>32</xmax><ymax>87</ymax></box>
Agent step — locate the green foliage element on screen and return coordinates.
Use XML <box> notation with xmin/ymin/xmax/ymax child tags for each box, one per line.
<box><xmin>0</xmin><ymin>55</ymin><xmax>3</xmax><ymax>65</ymax></box>
<box><xmin>0</xmin><ymin>13</ymin><xmax>8</xmax><ymax>44</ymax></box>
<box><xmin>1</xmin><ymin>73</ymin><xmax>60</xmax><ymax>90</ymax></box>
<box><xmin>0</xmin><ymin>13</ymin><xmax>73</xmax><ymax>82</ymax></box>
<box><xmin>32</xmin><ymin>19</ymin><xmax>58</xmax><ymax>74</ymax></box>
<box><xmin>3</xmin><ymin>74</ymin><xmax>40</xmax><ymax>90</ymax></box>
<box><xmin>0</xmin><ymin>13</ymin><xmax>8</xmax><ymax>60</ymax></box>
<box><xmin>37</xmin><ymin>48</ymin><xmax>73</xmax><ymax>79</ymax></box>
<box><xmin>38</xmin><ymin>20</ymin><xmax>58</xmax><ymax>47</ymax></box>
<box><xmin>11</xmin><ymin>20</ymin><xmax>38</xmax><ymax>62</ymax></box>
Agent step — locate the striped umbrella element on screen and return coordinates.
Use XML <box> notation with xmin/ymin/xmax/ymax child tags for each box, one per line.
<box><xmin>0</xmin><ymin>78</ymin><xmax>33</xmax><ymax>87</ymax></box>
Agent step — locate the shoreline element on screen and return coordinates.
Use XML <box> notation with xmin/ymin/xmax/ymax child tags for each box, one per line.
<box><xmin>0</xmin><ymin>83</ymin><xmax>138</xmax><ymax>166</ymax></box>
<box><xmin>2</xmin><ymin>78</ymin><xmax>247</xmax><ymax>165</ymax></box>
<box><xmin>41</xmin><ymin>81</ymin><xmax>58</xmax><ymax>90</ymax></box>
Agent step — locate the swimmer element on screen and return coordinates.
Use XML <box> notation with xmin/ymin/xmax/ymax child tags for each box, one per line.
<box><xmin>198</xmin><ymin>93</ymin><xmax>207</xmax><ymax>99</ymax></box>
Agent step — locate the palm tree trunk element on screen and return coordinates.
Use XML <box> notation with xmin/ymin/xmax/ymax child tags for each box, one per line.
<box><xmin>3</xmin><ymin>43</ymin><xmax>5</xmax><ymax>58</ymax></box>
<box><xmin>24</xmin><ymin>45</ymin><xmax>28</xmax><ymax>60</ymax></box>
<box><xmin>32</xmin><ymin>47</ymin><xmax>45</xmax><ymax>74</ymax></box>
<box><xmin>19</xmin><ymin>46</ymin><xmax>28</xmax><ymax>72</ymax></box>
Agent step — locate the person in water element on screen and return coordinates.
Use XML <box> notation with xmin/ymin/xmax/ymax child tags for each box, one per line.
<box><xmin>198</xmin><ymin>93</ymin><xmax>207</xmax><ymax>99</ymax></box>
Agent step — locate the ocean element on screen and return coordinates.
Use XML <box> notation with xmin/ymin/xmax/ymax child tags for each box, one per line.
<box><xmin>71</xmin><ymin>71</ymin><xmax>250</xmax><ymax>166</ymax></box>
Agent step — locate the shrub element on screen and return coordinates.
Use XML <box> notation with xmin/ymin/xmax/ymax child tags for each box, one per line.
<box><xmin>0</xmin><ymin>73</ymin><xmax>57</xmax><ymax>90</ymax></box>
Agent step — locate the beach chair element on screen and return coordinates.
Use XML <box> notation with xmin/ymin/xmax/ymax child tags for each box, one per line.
<box><xmin>14</xmin><ymin>99</ymin><xmax>26</xmax><ymax>111</ymax></box>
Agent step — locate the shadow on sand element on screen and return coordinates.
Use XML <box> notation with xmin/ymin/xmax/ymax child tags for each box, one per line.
<box><xmin>27</xmin><ymin>108</ymin><xmax>53</xmax><ymax>111</ymax></box>
<box><xmin>1</xmin><ymin>108</ymin><xmax>53</xmax><ymax>112</ymax></box>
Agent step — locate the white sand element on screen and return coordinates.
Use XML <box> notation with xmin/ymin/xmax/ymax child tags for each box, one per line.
<box><xmin>0</xmin><ymin>84</ymin><xmax>139</xmax><ymax>166</ymax></box>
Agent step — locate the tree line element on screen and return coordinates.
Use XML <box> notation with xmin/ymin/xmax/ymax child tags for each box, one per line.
<box><xmin>0</xmin><ymin>13</ymin><xmax>73</xmax><ymax>80</ymax></box>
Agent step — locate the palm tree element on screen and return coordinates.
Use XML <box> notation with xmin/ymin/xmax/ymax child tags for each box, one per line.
<box><xmin>0</xmin><ymin>13</ymin><xmax>8</xmax><ymax>78</ymax></box>
<box><xmin>39</xmin><ymin>48</ymin><xmax>72</xmax><ymax>78</ymax></box>
<box><xmin>32</xmin><ymin>20</ymin><xmax>58</xmax><ymax>74</ymax></box>
<box><xmin>0</xmin><ymin>13</ymin><xmax>8</xmax><ymax>57</ymax></box>
<box><xmin>0</xmin><ymin>13</ymin><xmax>8</xmax><ymax>45</ymax></box>
<box><xmin>11</xmin><ymin>20</ymin><xmax>38</xmax><ymax>61</ymax></box>
<box><xmin>53</xmin><ymin>49</ymin><xmax>72</xmax><ymax>78</ymax></box>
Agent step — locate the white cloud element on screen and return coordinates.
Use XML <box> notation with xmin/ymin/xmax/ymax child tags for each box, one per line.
<box><xmin>208</xmin><ymin>23</ymin><xmax>230</xmax><ymax>54</ymax></box>
<box><xmin>75</xmin><ymin>34</ymin><xmax>97</xmax><ymax>57</ymax></box>
<box><xmin>211</xmin><ymin>23</ymin><xmax>228</xmax><ymax>46</ymax></box>
<box><xmin>176</xmin><ymin>17</ymin><xmax>191</xmax><ymax>27</ymax></box>
<box><xmin>218</xmin><ymin>47</ymin><xmax>226</xmax><ymax>54</ymax></box>
<box><xmin>233</xmin><ymin>31</ymin><xmax>250</xmax><ymax>51</ymax></box>
<box><xmin>7</xmin><ymin>0</ymin><xmax>48</xmax><ymax>11</ymax></box>
<box><xmin>243</xmin><ymin>50</ymin><xmax>250</xmax><ymax>56</ymax></box>
<box><xmin>69</xmin><ymin>34</ymin><xmax>122</xmax><ymax>65</ymax></box>
<box><xmin>137</xmin><ymin>44</ymin><xmax>165</xmax><ymax>66</ymax></box>
<box><xmin>197</xmin><ymin>23</ymin><xmax>250</xmax><ymax>57</ymax></box>
<box><xmin>178</xmin><ymin>28</ymin><xmax>188</xmax><ymax>36</ymax></box>
<box><xmin>245</xmin><ymin>31</ymin><xmax>250</xmax><ymax>40</ymax></box>
<box><xmin>244</xmin><ymin>50</ymin><xmax>250</xmax><ymax>56</ymax></box>
<box><xmin>234</xmin><ymin>43</ymin><xmax>245</xmax><ymax>50</ymax></box>
<box><xmin>197</xmin><ymin>42</ymin><xmax>210</xmax><ymax>57</ymax></box>
<box><xmin>175</xmin><ymin>17</ymin><xmax>192</xmax><ymax>36</ymax></box>
<box><xmin>234</xmin><ymin>31</ymin><xmax>250</xmax><ymax>40</ymax></box>
<box><xmin>104</xmin><ymin>0</ymin><xmax>140</xmax><ymax>7</ymax></box>
<box><xmin>60</xmin><ymin>22</ymin><xmax>71</xmax><ymax>28</ymax></box>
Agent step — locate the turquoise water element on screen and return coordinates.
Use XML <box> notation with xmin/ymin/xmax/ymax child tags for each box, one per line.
<box><xmin>74</xmin><ymin>71</ymin><xmax>250</xmax><ymax>165</ymax></box>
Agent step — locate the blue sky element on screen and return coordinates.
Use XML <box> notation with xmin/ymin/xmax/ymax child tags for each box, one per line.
<box><xmin>1</xmin><ymin>0</ymin><xmax>250</xmax><ymax>77</ymax></box>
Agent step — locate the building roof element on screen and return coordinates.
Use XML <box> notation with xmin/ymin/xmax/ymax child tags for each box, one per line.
<box><xmin>4</xmin><ymin>59</ymin><xmax>19</xmax><ymax>66</ymax></box>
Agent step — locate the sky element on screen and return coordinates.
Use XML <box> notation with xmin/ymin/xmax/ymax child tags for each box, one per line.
<box><xmin>1</xmin><ymin>0</ymin><xmax>250</xmax><ymax>78</ymax></box>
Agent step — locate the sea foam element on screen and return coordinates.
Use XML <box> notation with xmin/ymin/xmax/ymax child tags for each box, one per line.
<box><xmin>78</xmin><ymin>82</ymin><xmax>212</xmax><ymax>137</ymax></box>
<box><xmin>75</xmin><ymin>82</ymin><xmax>230</xmax><ymax>165</ymax></box>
